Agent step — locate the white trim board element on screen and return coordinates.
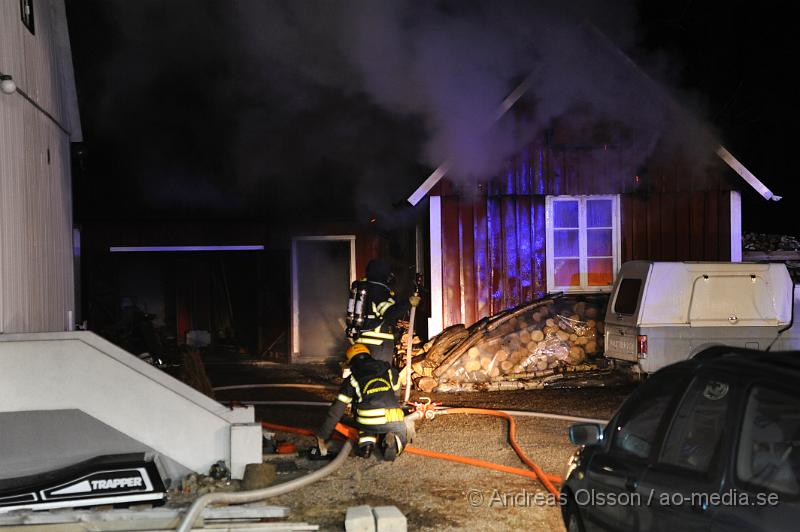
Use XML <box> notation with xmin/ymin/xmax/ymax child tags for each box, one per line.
<box><xmin>730</xmin><ymin>191</ymin><xmax>742</xmax><ymax>262</ymax></box>
<box><xmin>717</xmin><ymin>147</ymin><xmax>780</xmax><ymax>201</ymax></box>
<box><xmin>428</xmin><ymin>197</ymin><xmax>443</xmax><ymax>337</ymax></box>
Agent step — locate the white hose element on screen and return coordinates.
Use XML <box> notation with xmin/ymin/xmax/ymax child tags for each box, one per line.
<box><xmin>221</xmin><ymin>400</ymin><xmax>331</xmax><ymax>407</ymax></box>
<box><xmin>223</xmin><ymin>398</ymin><xmax>608</xmax><ymax>425</ymax></box>
<box><xmin>213</xmin><ymin>383</ymin><xmax>337</xmax><ymax>392</ymax></box>
<box><xmin>496</xmin><ymin>409</ymin><xmax>606</xmax><ymax>425</ymax></box>
<box><xmin>434</xmin><ymin>407</ymin><xmax>606</xmax><ymax>425</ymax></box>
<box><xmin>176</xmin><ymin>440</ymin><xmax>353</xmax><ymax>532</ymax></box>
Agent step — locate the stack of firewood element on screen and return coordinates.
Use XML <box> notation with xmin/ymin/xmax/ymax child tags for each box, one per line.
<box><xmin>402</xmin><ymin>295</ymin><xmax>606</xmax><ymax>393</ymax></box>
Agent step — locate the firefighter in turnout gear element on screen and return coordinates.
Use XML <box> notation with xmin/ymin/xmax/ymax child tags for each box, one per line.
<box><xmin>346</xmin><ymin>259</ymin><xmax>409</xmax><ymax>364</ymax></box>
<box><xmin>315</xmin><ymin>344</ymin><xmax>408</xmax><ymax>460</ymax></box>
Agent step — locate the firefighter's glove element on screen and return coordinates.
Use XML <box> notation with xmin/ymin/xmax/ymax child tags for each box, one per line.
<box><xmin>409</xmin><ymin>295</ymin><xmax>421</xmax><ymax>307</ymax></box>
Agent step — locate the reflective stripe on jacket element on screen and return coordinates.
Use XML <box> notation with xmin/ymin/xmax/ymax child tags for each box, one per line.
<box><xmin>316</xmin><ymin>354</ymin><xmax>403</xmax><ymax>439</ymax></box>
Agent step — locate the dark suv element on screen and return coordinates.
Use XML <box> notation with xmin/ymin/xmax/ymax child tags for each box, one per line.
<box><xmin>562</xmin><ymin>347</ymin><xmax>800</xmax><ymax>531</ymax></box>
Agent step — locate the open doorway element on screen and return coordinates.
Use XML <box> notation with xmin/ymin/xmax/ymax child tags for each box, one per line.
<box><xmin>291</xmin><ymin>236</ymin><xmax>355</xmax><ymax>363</ymax></box>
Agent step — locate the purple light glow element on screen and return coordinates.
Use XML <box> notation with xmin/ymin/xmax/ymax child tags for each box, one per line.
<box><xmin>109</xmin><ymin>245</ymin><xmax>265</xmax><ymax>253</ymax></box>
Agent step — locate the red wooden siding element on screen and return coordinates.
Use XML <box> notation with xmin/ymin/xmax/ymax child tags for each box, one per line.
<box><xmin>434</xmin><ymin>140</ymin><xmax>737</xmax><ymax>328</ymax></box>
<box><xmin>439</xmin><ymin>194</ymin><xmax>547</xmax><ymax>328</ymax></box>
<box><xmin>620</xmin><ymin>191</ymin><xmax>731</xmax><ymax>263</ymax></box>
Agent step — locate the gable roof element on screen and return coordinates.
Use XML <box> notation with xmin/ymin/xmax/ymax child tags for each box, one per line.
<box><xmin>407</xmin><ymin>24</ymin><xmax>779</xmax><ymax>206</ymax></box>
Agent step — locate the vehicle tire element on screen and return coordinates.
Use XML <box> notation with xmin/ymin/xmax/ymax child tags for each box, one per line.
<box><xmin>564</xmin><ymin>496</ymin><xmax>585</xmax><ymax>532</ymax></box>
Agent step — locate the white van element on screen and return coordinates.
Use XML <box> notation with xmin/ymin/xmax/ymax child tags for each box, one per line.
<box><xmin>604</xmin><ymin>261</ymin><xmax>799</xmax><ymax>375</ymax></box>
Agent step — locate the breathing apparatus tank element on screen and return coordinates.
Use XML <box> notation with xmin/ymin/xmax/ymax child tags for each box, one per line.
<box><xmin>346</xmin><ymin>280</ymin><xmax>369</xmax><ymax>339</ymax></box>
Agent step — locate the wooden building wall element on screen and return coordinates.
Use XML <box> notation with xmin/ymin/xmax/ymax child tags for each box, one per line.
<box><xmin>0</xmin><ymin>0</ymin><xmax>80</xmax><ymax>333</ymax></box>
<box><xmin>433</xmin><ymin>142</ymin><xmax>736</xmax><ymax>329</ymax></box>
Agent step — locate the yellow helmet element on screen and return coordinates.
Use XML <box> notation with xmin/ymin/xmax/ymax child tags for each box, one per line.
<box><xmin>345</xmin><ymin>343</ymin><xmax>370</xmax><ymax>363</ymax></box>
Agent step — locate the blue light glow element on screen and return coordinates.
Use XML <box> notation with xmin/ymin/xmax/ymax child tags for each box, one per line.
<box><xmin>109</xmin><ymin>245</ymin><xmax>265</xmax><ymax>253</ymax></box>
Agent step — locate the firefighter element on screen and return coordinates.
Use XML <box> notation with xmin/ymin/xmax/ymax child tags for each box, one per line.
<box><xmin>348</xmin><ymin>259</ymin><xmax>415</xmax><ymax>364</ymax></box>
<box><xmin>315</xmin><ymin>343</ymin><xmax>408</xmax><ymax>460</ymax></box>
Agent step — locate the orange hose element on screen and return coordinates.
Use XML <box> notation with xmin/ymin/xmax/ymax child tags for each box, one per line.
<box><xmin>443</xmin><ymin>408</ymin><xmax>562</xmax><ymax>495</ymax></box>
<box><xmin>262</xmin><ymin>411</ymin><xmax>562</xmax><ymax>495</ymax></box>
<box><xmin>404</xmin><ymin>446</ymin><xmax>561</xmax><ymax>485</ymax></box>
<box><xmin>261</xmin><ymin>421</ymin><xmax>355</xmax><ymax>440</ymax></box>
<box><xmin>262</xmin><ymin>422</ymin><xmax>315</xmax><ymax>437</ymax></box>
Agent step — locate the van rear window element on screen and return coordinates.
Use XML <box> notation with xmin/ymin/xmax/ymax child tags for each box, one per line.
<box><xmin>614</xmin><ymin>279</ymin><xmax>642</xmax><ymax>315</ymax></box>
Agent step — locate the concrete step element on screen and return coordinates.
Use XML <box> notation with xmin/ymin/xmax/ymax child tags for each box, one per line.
<box><xmin>0</xmin><ymin>332</ymin><xmax>262</xmax><ymax>482</ymax></box>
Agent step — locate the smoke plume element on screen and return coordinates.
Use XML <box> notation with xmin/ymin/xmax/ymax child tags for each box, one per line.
<box><xmin>68</xmin><ymin>0</ymin><xmax>716</xmax><ymax>223</ymax></box>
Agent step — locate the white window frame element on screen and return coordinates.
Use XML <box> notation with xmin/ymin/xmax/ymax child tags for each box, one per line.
<box><xmin>545</xmin><ymin>195</ymin><xmax>621</xmax><ymax>293</ymax></box>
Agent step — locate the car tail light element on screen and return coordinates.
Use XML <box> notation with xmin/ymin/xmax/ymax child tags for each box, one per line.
<box><xmin>637</xmin><ymin>335</ymin><xmax>648</xmax><ymax>357</ymax></box>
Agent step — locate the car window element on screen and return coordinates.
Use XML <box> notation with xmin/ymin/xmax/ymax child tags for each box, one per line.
<box><xmin>660</xmin><ymin>376</ymin><xmax>732</xmax><ymax>473</ymax></box>
<box><xmin>612</xmin><ymin>373</ymin><xmax>681</xmax><ymax>459</ymax></box>
<box><xmin>737</xmin><ymin>387</ymin><xmax>800</xmax><ymax>497</ymax></box>
<box><xmin>613</xmin><ymin>278</ymin><xmax>642</xmax><ymax>315</ymax></box>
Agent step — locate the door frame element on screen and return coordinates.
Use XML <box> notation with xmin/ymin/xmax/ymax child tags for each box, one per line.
<box><xmin>290</xmin><ymin>235</ymin><xmax>356</xmax><ymax>362</ymax></box>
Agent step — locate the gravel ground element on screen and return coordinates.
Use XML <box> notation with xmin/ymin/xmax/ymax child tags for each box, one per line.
<box><xmin>209</xmin><ymin>363</ymin><xmax>634</xmax><ymax>531</ymax></box>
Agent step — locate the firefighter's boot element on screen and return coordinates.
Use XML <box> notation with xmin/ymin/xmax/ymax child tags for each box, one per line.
<box><xmin>356</xmin><ymin>442</ymin><xmax>374</xmax><ymax>459</ymax></box>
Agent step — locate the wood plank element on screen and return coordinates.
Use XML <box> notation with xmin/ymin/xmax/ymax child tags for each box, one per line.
<box><xmin>501</xmin><ymin>196</ymin><xmax>519</xmax><ymax>309</ymax></box>
<box><xmin>660</xmin><ymin>193</ymin><xmax>677</xmax><ymax>260</ymax></box>
<box><xmin>630</xmin><ymin>195</ymin><xmax>648</xmax><ymax>260</ymax></box>
<box><xmin>593</xmin><ymin>146</ymin><xmax>610</xmax><ymax>195</ymax></box>
<box><xmin>717</xmin><ymin>190</ymin><xmax>731</xmax><ymax>260</ymax></box>
<box><xmin>501</xmin><ymin>164</ymin><xmax>515</xmax><ymax>195</ymax></box>
<box><xmin>516</xmin><ymin>196</ymin><xmax>533</xmax><ymax>303</ymax></box>
<box><xmin>531</xmin><ymin>196</ymin><xmax>547</xmax><ymax>296</ymax></box>
<box><xmin>704</xmin><ymin>191</ymin><xmax>720</xmax><ymax>259</ymax></box>
<box><xmin>517</xmin><ymin>147</ymin><xmax>532</xmax><ymax>195</ymax></box>
<box><xmin>620</xmin><ymin>194</ymin><xmax>633</xmax><ymax>261</ymax></box>
<box><xmin>441</xmin><ymin>196</ymin><xmax>462</xmax><ymax>327</ymax></box>
<box><xmin>531</xmin><ymin>144</ymin><xmax>546</xmax><ymax>195</ymax></box>
<box><xmin>674</xmin><ymin>192</ymin><xmax>691</xmax><ymax>259</ymax></box>
<box><xmin>647</xmin><ymin>192</ymin><xmax>661</xmax><ymax>259</ymax></box>
<box><xmin>565</xmin><ymin>149</ymin><xmax>579</xmax><ymax>195</ymax></box>
<box><xmin>459</xmin><ymin>199</ymin><xmax>477</xmax><ymax>325</ymax></box>
<box><xmin>487</xmin><ymin>197</ymin><xmax>504</xmax><ymax>315</ymax></box>
<box><xmin>689</xmin><ymin>192</ymin><xmax>706</xmax><ymax>260</ymax></box>
<box><xmin>473</xmin><ymin>199</ymin><xmax>490</xmax><ymax>320</ymax></box>
<box><xmin>550</xmin><ymin>150</ymin><xmax>564</xmax><ymax>195</ymax></box>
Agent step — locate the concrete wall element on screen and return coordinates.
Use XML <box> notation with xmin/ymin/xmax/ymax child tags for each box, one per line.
<box><xmin>0</xmin><ymin>0</ymin><xmax>81</xmax><ymax>333</ymax></box>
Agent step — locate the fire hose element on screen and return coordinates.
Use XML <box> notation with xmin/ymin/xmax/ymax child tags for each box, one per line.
<box><xmin>261</xmin><ymin>404</ymin><xmax>563</xmax><ymax>496</ymax></box>
<box><xmin>223</xmin><ymin>399</ymin><xmax>606</xmax><ymax>424</ymax></box>
<box><xmin>176</xmin><ymin>435</ymin><xmax>353</xmax><ymax>532</ymax></box>
<box><xmin>178</xmin><ymin>403</ymin><xmax>565</xmax><ymax>529</ymax></box>
<box><xmin>188</xmin><ymin>384</ymin><xmax>597</xmax><ymax>530</ymax></box>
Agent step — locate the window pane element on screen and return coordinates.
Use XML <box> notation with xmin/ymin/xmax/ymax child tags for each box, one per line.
<box><xmin>554</xmin><ymin>229</ymin><xmax>579</xmax><ymax>257</ymax></box>
<box><xmin>587</xmin><ymin>229</ymin><xmax>612</xmax><ymax>256</ymax></box>
<box><xmin>614</xmin><ymin>279</ymin><xmax>642</xmax><ymax>315</ymax></box>
<box><xmin>613</xmin><ymin>375</ymin><xmax>680</xmax><ymax>459</ymax></box>
<box><xmin>587</xmin><ymin>199</ymin><xmax>612</xmax><ymax>228</ymax></box>
<box><xmin>737</xmin><ymin>387</ymin><xmax>800</xmax><ymax>496</ymax></box>
<box><xmin>588</xmin><ymin>258</ymin><xmax>613</xmax><ymax>286</ymax></box>
<box><xmin>553</xmin><ymin>201</ymin><xmax>578</xmax><ymax>228</ymax></box>
<box><xmin>554</xmin><ymin>259</ymin><xmax>580</xmax><ymax>286</ymax></box>
<box><xmin>660</xmin><ymin>377</ymin><xmax>731</xmax><ymax>473</ymax></box>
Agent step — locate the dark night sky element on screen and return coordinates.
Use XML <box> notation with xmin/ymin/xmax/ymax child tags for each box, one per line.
<box><xmin>65</xmin><ymin>1</ymin><xmax>798</xmax><ymax>234</ymax></box>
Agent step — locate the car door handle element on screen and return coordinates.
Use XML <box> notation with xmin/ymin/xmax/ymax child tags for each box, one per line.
<box><xmin>625</xmin><ymin>477</ymin><xmax>639</xmax><ymax>492</ymax></box>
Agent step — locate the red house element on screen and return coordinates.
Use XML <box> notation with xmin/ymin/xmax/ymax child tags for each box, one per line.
<box><xmin>412</xmin><ymin>124</ymin><xmax>776</xmax><ymax>337</ymax></box>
